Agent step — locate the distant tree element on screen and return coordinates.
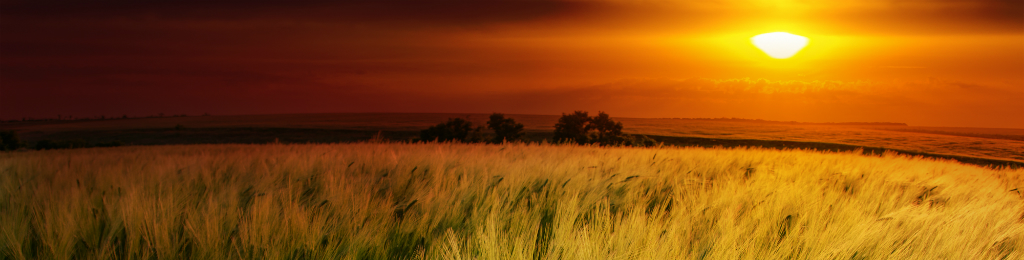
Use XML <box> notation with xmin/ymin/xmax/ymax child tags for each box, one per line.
<box><xmin>420</xmin><ymin>118</ymin><xmax>482</xmax><ymax>143</ymax></box>
<box><xmin>553</xmin><ymin>111</ymin><xmax>592</xmax><ymax>145</ymax></box>
<box><xmin>620</xmin><ymin>134</ymin><xmax>658</xmax><ymax>148</ymax></box>
<box><xmin>635</xmin><ymin>135</ymin><xmax>658</xmax><ymax>147</ymax></box>
<box><xmin>35</xmin><ymin>139</ymin><xmax>89</xmax><ymax>150</ymax></box>
<box><xmin>487</xmin><ymin>113</ymin><xmax>525</xmax><ymax>143</ymax></box>
<box><xmin>553</xmin><ymin>111</ymin><xmax>638</xmax><ymax>146</ymax></box>
<box><xmin>95</xmin><ymin>140</ymin><xmax>124</xmax><ymax>148</ymax></box>
<box><xmin>0</xmin><ymin>131</ymin><xmax>20</xmax><ymax>151</ymax></box>
<box><xmin>468</xmin><ymin>126</ymin><xmax>485</xmax><ymax>143</ymax></box>
<box><xmin>588</xmin><ymin>111</ymin><xmax>624</xmax><ymax>145</ymax></box>
<box><xmin>35</xmin><ymin>140</ymin><xmax>54</xmax><ymax>150</ymax></box>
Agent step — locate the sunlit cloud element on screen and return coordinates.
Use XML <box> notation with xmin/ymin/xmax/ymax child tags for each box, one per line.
<box><xmin>487</xmin><ymin>78</ymin><xmax>1024</xmax><ymax>127</ymax></box>
<box><xmin>1</xmin><ymin>0</ymin><xmax>1020</xmax><ymax>127</ymax></box>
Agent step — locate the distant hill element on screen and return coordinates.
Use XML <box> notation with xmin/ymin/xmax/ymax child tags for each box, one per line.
<box><xmin>656</xmin><ymin>117</ymin><xmax>908</xmax><ymax>126</ymax></box>
<box><xmin>1</xmin><ymin>113</ymin><xmax>1022</xmax><ymax>167</ymax></box>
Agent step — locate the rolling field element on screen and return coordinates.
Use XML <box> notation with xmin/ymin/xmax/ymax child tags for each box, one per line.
<box><xmin>4</xmin><ymin>113</ymin><xmax>1022</xmax><ymax>165</ymax></box>
<box><xmin>2</xmin><ymin>142</ymin><xmax>1023</xmax><ymax>259</ymax></box>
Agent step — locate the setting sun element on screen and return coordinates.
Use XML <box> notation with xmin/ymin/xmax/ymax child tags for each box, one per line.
<box><xmin>751</xmin><ymin>32</ymin><xmax>809</xmax><ymax>59</ymax></box>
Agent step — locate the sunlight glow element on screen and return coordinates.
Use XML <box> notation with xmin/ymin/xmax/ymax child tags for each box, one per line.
<box><xmin>751</xmin><ymin>32</ymin><xmax>809</xmax><ymax>59</ymax></box>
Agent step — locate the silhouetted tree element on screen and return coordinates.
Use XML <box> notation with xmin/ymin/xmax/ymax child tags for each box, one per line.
<box><xmin>612</xmin><ymin>134</ymin><xmax>658</xmax><ymax>147</ymax></box>
<box><xmin>420</xmin><ymin>118</ymin><xmax>482</xmax><ymax>143</ymax></box>
<box><xmin>487</xmin><ymin>113</ymin><xmax>525</xmax><ymax>143</ymax></box>
<box><xmin>588</xmin><ymin>111</ymin><xmax>624</xmax><ymax>145</ymax></box>
<box><xmin>0</xmin><ymin>131</ymin><xmax>20</xmax><ymax>151</ymax></box>
<box><xmin>553</xmin><ymin>111</ymin><xmax>591</xmax><ymax>144</ymax></box>
<box><xmin>35</xmin><ymin>140</ymin><xmax>54</xmax><ymax>150</ymax></box>
<box><xmin>95</xmin><ymin>140</ymin><xmax>124</xmax><ymax>148</ymax></box>
<box><xmin>35</xmin><ymin>139</ymin><xmax>89</xmax><ymax>150</ymax></box>
<box><xmin>553</xmin><ymin>111</ymin><xmax>641</xmax><ymax>146</ymax></box>
<box><xmin>631</xmin><ymin>135</ymin><xmax>658</xmax><ymax>147</ymax></box>
<box><xmin>469</xmin><ymin>126</ymin><xmax>485</xmax><ymax>143</ymax></box>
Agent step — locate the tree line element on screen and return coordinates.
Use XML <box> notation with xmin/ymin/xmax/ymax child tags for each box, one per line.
<box><xmin>1</xmin><ymin>112</ymin><xmax>655</xmax><ymax>151</ymax></box>
<box><xmin>419</xmin><ymin>112</ymin><xmax>657</xmax><ymax>147</ymax></box>
<box><xmin>0</xmin><ymin>130</ymin><xmax>123</xmax><ymax>151</ymax></box>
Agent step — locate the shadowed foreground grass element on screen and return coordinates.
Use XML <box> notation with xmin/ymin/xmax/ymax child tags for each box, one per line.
<box><xmin>1</xmin><ymin>143</ymin><xmax>1023</xmax><ymax>259</ymax></box>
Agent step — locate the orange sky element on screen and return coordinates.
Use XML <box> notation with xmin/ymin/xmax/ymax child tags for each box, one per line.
<box><xmin>2</xmin><ymin>0</ymin><xmax>1022</xmax><ymax>127</ymax></box>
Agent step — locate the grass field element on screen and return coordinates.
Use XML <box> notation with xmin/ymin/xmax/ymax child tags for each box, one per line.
<box><xmin>3</xmin><ymin>142</ymin><xmax>1023</xmax><ymax>259</ymax></box>
<box><xmin>4</xmin><ymin>113</ymin><xmax>1022</xmax><ymax>164</ymax></box>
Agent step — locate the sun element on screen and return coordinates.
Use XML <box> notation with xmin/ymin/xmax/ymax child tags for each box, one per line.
<box><xmin>751</xmin><ymin>32</ymin><xmax>809</xmax><ymax>59</ymax></box>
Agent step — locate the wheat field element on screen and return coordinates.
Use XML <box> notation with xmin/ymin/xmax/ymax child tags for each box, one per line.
<box><xmin>1</xmin><ymin>142</ymin><xmax>1023</xmax><ymax>259</ymax></box>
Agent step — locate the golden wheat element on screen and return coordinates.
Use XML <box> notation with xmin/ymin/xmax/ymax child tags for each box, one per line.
<box><xmin>1</xmin><ymin>142</ymin><xmax>1022</xmax><ymax>259</ymax></box>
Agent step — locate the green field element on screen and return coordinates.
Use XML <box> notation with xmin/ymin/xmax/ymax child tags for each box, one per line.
<box><xmin>3</xmin><ymin>142</ymin><xmax>1023</xmax><ymax>259</ymax></box>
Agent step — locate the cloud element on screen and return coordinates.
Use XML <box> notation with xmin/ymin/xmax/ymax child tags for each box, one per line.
<box><xmin>1</xmin><ymin>0</ymin><xmax>1020</xmax><ymax>127</ymax></box>
<box><xmin>2</xmin><ymin>0</ymin><xmax>1019</xmax><ymax>34</ymax></box>
<box><xmin>0</xmin><ymin>1</ymin><xmax>599</xmax><ymax>27</ymax></box>
<box><xmin>477</xmin><ymin>78</ymin><xmax>1024</xmax><ymax>128</ymax></box>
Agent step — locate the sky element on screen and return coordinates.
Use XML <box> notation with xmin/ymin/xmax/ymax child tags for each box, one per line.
<box><xmin>2</xmin><ymin>0</ymin><xmax>1022</xmax><ymax>128</ymax></box>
